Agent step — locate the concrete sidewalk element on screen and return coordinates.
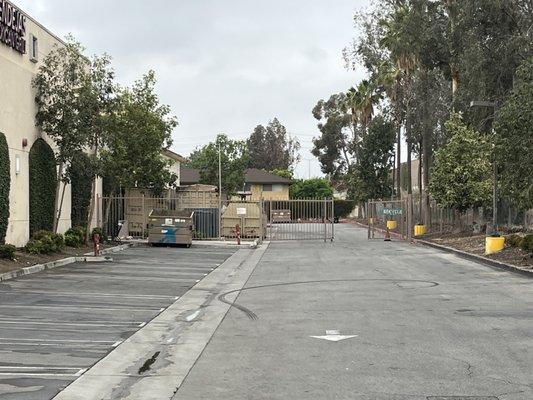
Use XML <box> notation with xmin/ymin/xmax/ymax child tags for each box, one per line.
<box><xmin>53</xmin><ymin>244</ymin><xmax>268</xmax><ymax>400</ymax></box>
<box><xmin>173</xmin><ymin>224</ymin><xmax>533</xmax><ymax>400</ymax></box>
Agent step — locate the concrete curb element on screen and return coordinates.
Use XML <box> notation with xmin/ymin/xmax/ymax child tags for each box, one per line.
<box><xmin>415</xmin><ymin>239</ymin><xmax>533</xmax><ymax>278</ymax></box>
<box><xmin>346</xmin><ymin>220</ymin><xmax>532</xmax><ymax>278</ymax></box>
<box><xmin>0</xmin><ymin>243</ymin><xmax>132</xmax><ymax>283</ymax></box>
<box><xmin>53</xmin><ymin>243</ymin><xmax>270</xmax><ymax>400</ymax></box>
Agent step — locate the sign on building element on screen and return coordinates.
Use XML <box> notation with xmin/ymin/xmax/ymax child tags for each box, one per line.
<box><xmin>0</xmin><ymin>0</ymin><xmax>26</xmax><ymax>54</ymax></box>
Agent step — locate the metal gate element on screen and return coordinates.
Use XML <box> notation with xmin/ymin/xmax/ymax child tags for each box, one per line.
<box><xmin>367</xmin><ymin>198</ymin><xmax>411</xmax><ymax>241</ymax></box>
<box><xmin>264</xmin><ymin>199</ymin><xmax>334</xmax><ymax>241</ymax></box>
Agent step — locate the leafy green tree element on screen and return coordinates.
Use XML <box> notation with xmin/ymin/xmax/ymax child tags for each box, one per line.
<box><xmin>33</xmin><ymin>36</ymin><xmax>93</xmax><ymax>232</ymax></box>
<box><xmin>270</xmin><ymin>169</ymin><xmax>293</xmax><ymax>180</ymax></box>
<box><xmin>0</xmin><ymin>133</ymin><xmax>10</xmax><ymax>244</ymax></box>
<box><xmin>246</xmin><ymin>118</ymin><xmax>300</xmax><ymax>171</ymax></box>
<box><xmin>187</xmin><ymin>134</ymin><xmax>249</xmax><ymax>196</ymax></box>
<box><xmin>348</xmin><ymin>116</ymin><xmax>395</xmax><ymax>203</ymax></box>
<box><xmin>429</xmin><ymin>113</ymin><xmax>492</xmax><ymax>212</ymax></box>
<box><xmin>290</xmin><ymin>178</ymin><xmax>333</xmax><ymax>199</ymax></box>
<box><xmin>100</xmin><ymin>71</ymin><xmax>178</xmax><ymax>196</ymax></box>
<box><xmin>494</xmin><ymin>57</ymin><xmax>533</xmax><ymax>210</ymax></box>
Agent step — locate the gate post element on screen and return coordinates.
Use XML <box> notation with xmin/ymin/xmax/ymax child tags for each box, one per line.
<box><xmin>323</xmin><ymin>198</ymin><xmax>327</xmax><ymax>242</ymax></box>
<box><xmin>331</xmin><ymin>198</ymin><xmax>334</xmax><ymax>242</ymax></box>
<box><xmin>407</xmin><ymin>194</ymin><xmax>413</xmax><ymax>242</ymax></box>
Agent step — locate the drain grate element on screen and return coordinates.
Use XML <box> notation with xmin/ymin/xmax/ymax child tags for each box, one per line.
<box><xmin>427</xmin><ymin>397</ymin><xmax>499</xmax><ymax>400</ymax></box>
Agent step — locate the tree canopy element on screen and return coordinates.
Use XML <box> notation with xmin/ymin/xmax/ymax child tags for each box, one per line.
<box><xmin>290</xmin><ymin>178</ymin><xmax>333</xmax><ymax>199</ymax></box>
<box><xmin>246</xmin><ymin>118</ymin><xmax>300</xmax><ymax>171</ymax></box>
<box><xmin>187</xmin><ymin>134</ymin><xmax>249</xmax><ymax>196</ymax></box>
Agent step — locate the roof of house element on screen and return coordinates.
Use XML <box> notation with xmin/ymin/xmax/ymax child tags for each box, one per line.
<box><xmin>178</xmin><ymin>167</ymin><xmax>292</xmax><ymax>186</ymax></box>
<box><xmin>245</xmin><ymin>169</ymin><xmax>292</xmax><ymax>184</ymax></box>
<box><xmin>180</xmin><ymin>167</ymin><xmax>201</xmax><ymax>185</ymax></box>
<box><xmin>162</xmin><ymin>149</ymin><xmax>187</xmax><ymax>163</ymax></box>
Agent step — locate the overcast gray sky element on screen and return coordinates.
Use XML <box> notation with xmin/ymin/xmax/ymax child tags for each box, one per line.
<box><xmin>19</xmin><ymin>0</ymin><xmax>371</xmax><ymax>178</ymax></box>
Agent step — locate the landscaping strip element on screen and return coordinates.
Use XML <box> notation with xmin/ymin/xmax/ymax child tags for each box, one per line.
<box><xmin>0</xmin><ymin>243</ymin><xmax>132</xmax><ymax>283</ymax></box>
<box><xmin>345</xmin><ymin>220</ymin><xmax>532</xmax><ymax>277</ymax></box>
<box><xmin>415</xmin><ymin>239</ymin><xmax>533</xmax><ymax>278</ymax></box>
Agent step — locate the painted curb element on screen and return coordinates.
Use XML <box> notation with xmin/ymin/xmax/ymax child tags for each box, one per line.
<box><xmin>416</xmin><ymin>239</ymin><xmax>533</xmax><ymax>278</ymax></box>
<box><xmin>0</xmin><ymin>243</ymin><xmax>132</xmax><ymax>283</ymax></box>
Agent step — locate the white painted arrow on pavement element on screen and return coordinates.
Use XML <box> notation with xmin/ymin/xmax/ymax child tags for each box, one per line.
<box><xmin>309</xmin><ymin>330</ymin><xmax>358</xmax><ymax>342</ymax></box>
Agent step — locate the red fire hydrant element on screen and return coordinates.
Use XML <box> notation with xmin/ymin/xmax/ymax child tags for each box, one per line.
<box><xmin>93</xmin><ymin>233</ymin><xmax>101</xmax><ymax>256</ymax></box>
<box><xmin>235</xmin><ymin>224</ymin><xmax>241</xmax><ymax>245</ymax></box>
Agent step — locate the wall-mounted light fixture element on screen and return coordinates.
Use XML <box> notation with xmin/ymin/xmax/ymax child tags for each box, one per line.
<box><xmin>22</xmin><ymin>138</ymin><xmax>28</xmax><ymax>148</ymax></box>
<box><xmin>15</xmin><ymin>155</ymin><xmax>21</xmax><ymax>174</ymax></box>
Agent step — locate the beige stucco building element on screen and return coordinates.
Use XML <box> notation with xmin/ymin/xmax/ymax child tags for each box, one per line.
<box><xmin>0</xmin><ymin>2</ymin><xmax>101</xmax><ymax>246</ymax></box>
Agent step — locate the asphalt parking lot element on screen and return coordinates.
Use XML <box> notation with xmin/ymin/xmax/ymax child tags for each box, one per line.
<box><xmin>0</xmin><ymin>244</ymin><xmax>236</xmax><ymax>400</ymax></box>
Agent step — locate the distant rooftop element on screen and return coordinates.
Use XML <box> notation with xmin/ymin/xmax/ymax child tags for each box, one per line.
<box><xmin>245</xmin><ymin>169</ymin><xmax>292</xmax><ymax>184</ymax></box>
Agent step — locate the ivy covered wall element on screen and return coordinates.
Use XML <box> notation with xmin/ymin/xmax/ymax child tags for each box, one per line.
<box><xmin>29</xmin><ymin>138</ymin><xmax>56</xmax><ymax>234</ymax></box>
<box><xmin>0</xmin><ymin>133</ymin><xmax>10</xmax><ymax>244</ymax></box>
<box><xmin>70</xmin><ymin>151</ymin><xmax>92</xmax><ymax>227</ymax></box>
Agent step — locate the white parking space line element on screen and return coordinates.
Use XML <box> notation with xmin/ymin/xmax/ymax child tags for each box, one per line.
<box><xmin>185</xmin><ymin>310</ymin><xmax>201</xmax><ymax>322</ymax></box>
<box><xmin>0</xmin><ymin>290</ymin><xmax>178</xmax><ymax>300</ymax></box>
<box><xmin>0</xmin><ymin>305</ymin><xmax>164</xmax><ymax>312</ymax></box>
<box><xmin>0</xmin><ymin>338</ymin><xmax>117</xmax><ymax>344</ymax></box>
<box><xmin>0</xmin><ymin>319</ymin><xmax>144</xmax><ymax>328</ymax></box>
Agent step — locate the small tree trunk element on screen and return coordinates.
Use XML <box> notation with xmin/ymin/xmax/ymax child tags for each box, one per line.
<box><xmin>54</xmin><ymin>180</ymin><xmax>67</xmax><ymax>234</ymax></box>
<box><xmin>52</xmin><ymin>162</ymin><xmax>64</xmax><ymax>233</ymax></box>
<box><xmin>396</xmin><ymin>124</ymin><xmax>402</xmax><ymax>198</ymax></box>
<box><xmin>85</xmin><ymin>176</ymin><xmax>97</xmax><ymax>244</ymax></box>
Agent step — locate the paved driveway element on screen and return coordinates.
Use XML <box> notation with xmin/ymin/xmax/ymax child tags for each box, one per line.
<box><xmin>0</xmin><ymin>245</ymin><xmax>236</xmax><ymax>400</ymax></box>
<box><xmin>174</xmin><ymin>224</ymin><xmax>533</xmax><ymax>400</ymax></box>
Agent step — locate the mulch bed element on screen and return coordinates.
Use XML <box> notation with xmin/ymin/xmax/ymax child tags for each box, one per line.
<box><xmin>0</xmin><ymin>245</ymin><xmax>108</xmax><ymax>275</ymax></box>
<box><xmin>424</xmin><ymin>233</ymin><xmax>532</xmax><ymax>269</ymax></box>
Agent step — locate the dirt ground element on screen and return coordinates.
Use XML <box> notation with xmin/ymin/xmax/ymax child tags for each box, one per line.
<box><xmin>0</xmin><ymin>245</ymin><xmax>108</xmax><ymax>275</ymax></box>
<box><xmin>425</xmin><ymin>233</ymin><xmax>533</xmax><ymax>268</ymax></box>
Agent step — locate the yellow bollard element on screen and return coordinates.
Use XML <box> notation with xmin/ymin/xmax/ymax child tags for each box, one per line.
<box><xmin>386</xmin><ymin>220</ymin><xmax>397</xmax><ymax>230</ymax></box>
<box><xmin>486</xmin><ymin>237</ymin><xmax>505</xmax><ymax>255</ymax></box>
<box><xmin>414</xmin><ymin>225</ymin><xmax>426</xmax><ymax>236</ymax></box>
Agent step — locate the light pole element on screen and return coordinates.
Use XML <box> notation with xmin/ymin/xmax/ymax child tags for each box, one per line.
<box><xmin>218</xmin><ymin>141</ymin><xmax>222</xmax><ymax>238</ymax></box>
<box><xmin>469</xmin><ymin>100</ymin><xmax>498</xmax><ymax>234</ymax></box>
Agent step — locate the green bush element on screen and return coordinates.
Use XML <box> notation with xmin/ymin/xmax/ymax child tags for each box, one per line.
<box><xmin>0</xmin><ymin>244</ymin><xmax>16</xmax><ymax>260</ymax></box>
<box><xmin>29</xmin><ymin>139</ymin><xmax>56</xmax><ymax>235</ymax></box>
<box><xmin>91</xmin><ymin>227</ymin><xmax>103</xmax><ymax>241</ymax></box>
<box><xmin>520</xmin><ymin>234</ymin><xmax>533</xmax><ymax>253</ymax></box>
<box><xmin>334</xmin><ymin>200</ymin><xmax>356</xmax><ymax>219</ymax></box>
<box><xmin>0</xmin><ymin>132</ymin><xmax>10</xmax><ymax>244</ymax></box>
<box><xmin>506</xmin><ymin>234</ymin><xmax>523</xmax><ymax>248</ymax></box>
<box><xmin>65</xmin><ymin>233</ymin><xmax>81</xmax><ymax>248</ymax></box>
<box><xmin>25</xmin><ymin>239</ymin><xmax>44</xmax><ymax>254</ymax></box>
<box><xmin>25</xmin><ymin>231</ymin><xmax>64</xmax><ymax>254</ymax></box>
<box><xmin>65</xmin><ymin>227</ymin><xmax>86</xmax><ymax>247</ymax></box>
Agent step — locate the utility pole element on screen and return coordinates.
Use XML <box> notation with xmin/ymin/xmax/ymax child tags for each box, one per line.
<box><xmin>469</xmin><ymin>100</ymin><xmax>498</xmax><ymax>234</ymax></box>
<box><xmin>218</xmin><ymin>141</ymin><xmax>222</xmax><ymax>238</ymax></box>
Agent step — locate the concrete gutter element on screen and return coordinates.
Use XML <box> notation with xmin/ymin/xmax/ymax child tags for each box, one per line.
<box><xmin>53</xmin><ymin>243</ymin><xmax>269</xmax><ymax>400</ymax></box>
<box><xmin>416</xmin><ymin>238</ymin><xmax>533</xmax><ymax>278</ymax></box>
<box><xmin>0</xmin><ymin>243</ymin><xmax>132</xmax><ymax>283</ymax></box>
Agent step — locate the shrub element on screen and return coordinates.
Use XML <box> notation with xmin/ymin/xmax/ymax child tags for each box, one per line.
<box><xmin>0</xmin><ymin>244</ymin><xmax>16</xmax><ymax>260</ymax></box>
<box><xmin>70</xmin><ymin>152</ymin><xmax>93</xmax><ymax>227</ymax></box>
<box><xmin>25</xmin><ymin>231</ymin><xmax>64</xmax><ymax>254</ymax></box>
<box><xmin>65</xmin><ymin>227</ymin><xmax>86</xmax><ymax>247</ymax></box>
<box><xmin>26</xmin><ymin>239</ymin><xmax>44</xmax><ymax>254</ymax></box>
<box><xmin>520</xmin><ymin>234</ymin><xmax>533</xmax><ymax>253</ymax></box>
<box><xmin>334</xmin><ymin>200</ymin><xmax>356</xmax><ymax>219</ymax></box>
<box><xmin>91</xmin><ymin>227</ymin><xmax>103</xmax><ymax>241</ymax></box>
<box><xmin>506</xmin><ymin>234</ymin><xmax>523</xmax><ymax>248</ymax></box>
<box><xmin>0</xmin><ymin>132</ymin><xmax>10</xmax><ymax>244</ymax></box>
<box><xmin>65</xmin><ymin>233</ymin><xmax>81</xmax><ymax>248</ymax></box>
<box><xmin>29</xmin><ymin>138</ymin><xmax>56</xmax><ymax>234</ymax></box>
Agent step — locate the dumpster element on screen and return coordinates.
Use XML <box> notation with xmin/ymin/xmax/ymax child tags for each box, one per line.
<box><xmin>148</xmin><ymin>209</ymin><xmax>194</xmax><ymax>247</ymax></box>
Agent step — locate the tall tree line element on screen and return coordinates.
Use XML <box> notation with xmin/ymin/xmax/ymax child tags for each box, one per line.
<box><xmin>314</xmin><ymin>0</ymin><xmax>533</xmax><ymax>219</ymax></box>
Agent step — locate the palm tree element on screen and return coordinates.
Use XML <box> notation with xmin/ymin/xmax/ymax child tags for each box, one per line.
<box><xmin>379</xmin><ymin>3</ymin><xmax>420</xmax><ymax>197</ymax></box>
<box><xmin>377</xmin><ymin>61</ymin><xmax>404</xmax><ymax>198</ymax></box>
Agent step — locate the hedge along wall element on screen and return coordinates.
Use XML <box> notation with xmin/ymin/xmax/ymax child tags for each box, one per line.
<box><xmin>29</xmin><ymin>138</ymin><xmax>57</xmax><ymax>234</ymax></box>
<box><xmin>70</xmin><ymin>151</ymin><xmax>92</xmax><ymax>227</ymax></box>
<box><xmin>0</xmin><ymin>133</ymin><xmax>10</xmax><ymax>244</ymax></box>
